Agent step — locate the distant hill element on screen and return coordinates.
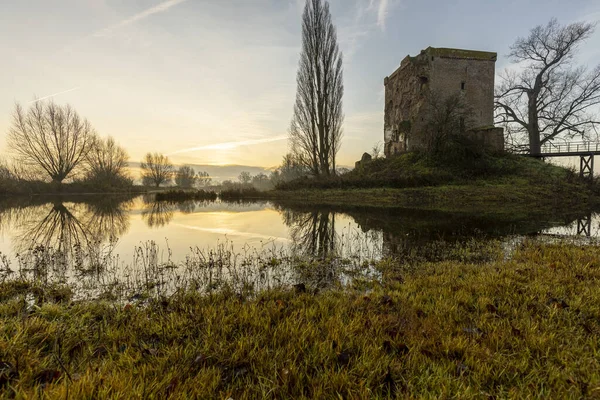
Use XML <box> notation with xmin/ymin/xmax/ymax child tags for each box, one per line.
<box><xmin>127</xmin><ymin>162</ymin><xmax>273</xmax><ymax>183</ymax></box>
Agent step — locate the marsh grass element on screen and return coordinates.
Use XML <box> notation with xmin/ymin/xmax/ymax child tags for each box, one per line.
<box><xmin>1</xmin><ymin>234</ymin><xmax>383</xmax><ymax>303</ymax></box>
<box><xmin>0</xmin><ymin>240</ymin><xmax>599</xmax><ymax>398</ymax></box>
<box><xmin>220</xmin><ymin>187</ymin><xmax>262</xmax><ymax>201</ymax></box>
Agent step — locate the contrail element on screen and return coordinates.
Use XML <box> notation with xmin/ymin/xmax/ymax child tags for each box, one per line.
<box><xmin>29</xmin><ymin>87</ymin><xmax>80</xmax><ymax>104</ymax></box>
<box><xmin>168</xmin><ymin>135</ymin><xmax>288</xmax><ymax>155</ymax></box>
<box><xmin>93</xmin><ymin>0</ymin><xmax>189</xmax><ymax>38</ymax></box>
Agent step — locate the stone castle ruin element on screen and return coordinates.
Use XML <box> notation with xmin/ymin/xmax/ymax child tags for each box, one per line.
<box><xmin>383</xmin><ymin>47</ymin><xmax>504</xmax><ymax>157</ymax></box>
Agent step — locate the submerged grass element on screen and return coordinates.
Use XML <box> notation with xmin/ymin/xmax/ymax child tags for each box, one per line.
<box><xmin>1</xmin><ymin>241</ymin><xmax>599</xmax><ymax>398</ymax></box>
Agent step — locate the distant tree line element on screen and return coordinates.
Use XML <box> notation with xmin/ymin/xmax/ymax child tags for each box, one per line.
<box><xmin>0</xmin><ymin>99</ymin><xmax>215</xmax><ymax>193</ymax></box>
<box><xmin>139</xmin><ymin>154</ymin><xmax>212</xmax><ymax>189</ymax></box>
<box><xmin>216</xmin><ymin>153</ymin><xmax>309</xmax><ymax>192</ymax></box>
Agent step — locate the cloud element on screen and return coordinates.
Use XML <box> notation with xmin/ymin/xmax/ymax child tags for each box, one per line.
<box><xmin>92</xmin><ymin>0</ymin><xmax>188</xmax><ymax>38</ymax></box>
<box><xmin>365</xmin><ymin>0</ymin><xmax>391</xmax><ymax>30</ymax></box>
<box><xmin>29</xmin><ymin>87</ymin><xmax>80</xmax><ymax>104</ymax></box>
<box><xmin>376</xmin><ymin>0</ymin><xmax>389</xmax><ymax>30</ymax></box>
<box><xmin>168</xmin><ymin>135</ymin><xmax>289</xmax><ymax>155</ymax></box>
<box><xmin>339</xmin><ymin>0</ymin><xmax>394</xmax><ymax>60</ymax></box>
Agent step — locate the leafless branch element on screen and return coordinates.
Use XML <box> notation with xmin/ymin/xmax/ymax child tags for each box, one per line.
<box><xmin>290</xmin><ymin>0</ymin><xmax>344</xmax><ymax>177</ymax></box>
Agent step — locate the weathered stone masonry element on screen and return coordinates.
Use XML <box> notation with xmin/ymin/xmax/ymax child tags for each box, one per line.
<box><xmin>384</xmin><ymin>47</ymin><xmax>504</xmax><ymax>157</ymax></box>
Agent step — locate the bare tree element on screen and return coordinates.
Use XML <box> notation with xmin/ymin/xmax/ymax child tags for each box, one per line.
<box><xmin>196</xmin><ymin>171</ymin><xmax>212</xmax><ymax>187</ymax></box>
<box><xmin>7</xmin><ymin>101</ymin><xmax>94</xmax><ymax>183</ymax></box>
<box><xmin>371</xmin><ymin>142</ymin><xmax>383</xmax><ymax>159</ymax></box>
<box><xmin>289</xmin><ymin>0</ymin><xmax>344</xmax><ymax>177</ymax></box>
<box><xmin>85</xmin><ymin>135</ymin><xmax>130</xmax><ymax>184</ymax></box>
<box><xmin>251</xmin><ymin>173</ymin><xmax>272</xmax><ymax>191</ymax></box>
<box><xmin>424</xmin><ymin>93</ymin><xmax>475</xmax><ymax>153</ymax></box>
<box><xmin>495</xmin><ymin>19</ymin><xmax>600</xmax><ymax>155</ymax></box>
<box><xmin>175</xmin><ymin>166</ymin><xmax>196</xmax><ymax>188</ymax></box>
<box><xmin>140</xmin><ymin>153</ymin><xmax>174</xmax><ymax>188</ymax></box>
<box><xmin>238</xmin><ymin>171</ymin><xmax>252</xmax><ymax>184</ymax></box>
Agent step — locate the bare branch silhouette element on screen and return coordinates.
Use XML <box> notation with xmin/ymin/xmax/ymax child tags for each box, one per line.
<box><xmin>7</xmin><ymin>101</ymin><xmax>94</xmax><ymax>183</ymax></box>
<box><xmin>290</xmin><ymin>0</ymin><xmax>344</xmax><ymax>177</ymax></box>
<box><xmin>141</xmin><ymin>153</ymin><xmax>174</xmax><ymax>187</ymax></box>
<box><xmin>495</xmin><ymin>19</ymin><xmax>600</xmax><ymax>154</ymax></box>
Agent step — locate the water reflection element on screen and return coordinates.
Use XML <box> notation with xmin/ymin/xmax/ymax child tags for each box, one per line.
<box><xmin>14</xmin><ymin>201</ymin><xmax>90</xmax><ymax>254</ymax></box>
<box><xmin>275</xmin><ymin>202</ymin><xmax>599</xmax><ymax>260</ymax></box>
<box><xmin>1</xmin><ymin>196</ymin><xmax>135</xmax><ymax>256</ymax></box>
<box><xmin>283</xmin><ymin>209</ymin><xmax>337</xmax><ymax>258</ymax></box>
<box><xmin>82</xmin><ymin>198</ymin><xmax>131</xmax><ymax>242</ymax></box>
<box><xmin>0</xmin><ymin>194</ymin><xmax>598</xmax><ymax>299</ymax></box>
<box><xmin>141</xmin><ymin>199</ymin><xmax>175</xmax><ymax>228</ymax></box>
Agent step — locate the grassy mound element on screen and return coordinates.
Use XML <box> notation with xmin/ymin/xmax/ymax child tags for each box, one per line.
<box><xmin>278</xmin><ymin>152</ymin><xmax>579</xmax><ymax>190</ymax></box>
<box><xmin>0</xmin><ymin>242</ymin><xmax>599</xmax><ymax>397</ymax></box>
<box><xmin>271</xmin><ymin>152</ymin><xmax>600</xmax><ymax>214</ymax></box>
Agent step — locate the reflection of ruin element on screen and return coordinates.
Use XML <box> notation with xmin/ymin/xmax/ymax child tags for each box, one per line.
<box><xmin>274</xmin><ymin>201</ymin><xmax>596</xmax><ymax>261</ymax></box>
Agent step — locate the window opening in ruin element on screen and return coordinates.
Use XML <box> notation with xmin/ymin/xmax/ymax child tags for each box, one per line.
<box><xmin>419</xmin><ymin>76</ymin><xmax>429</xmax><ymax>92</ymax></box>
<box><xmin>461</xmin><ymin>82</ymin><xmax>466</xmax><ymax>90</ymax></box>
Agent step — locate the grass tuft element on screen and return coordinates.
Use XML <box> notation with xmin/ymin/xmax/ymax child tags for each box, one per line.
<box><xmin>1</xmin><ymin>241</ymin><xmax>599</xmax><ymax>397</ymax></box>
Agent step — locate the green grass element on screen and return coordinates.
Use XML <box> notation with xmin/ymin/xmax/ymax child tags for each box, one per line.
<box><xmin>1</xmin><ymin>241</ymin><xmax>599</xmax><ymax>398</ymax></box>
<box><xmin>270</xmin><ymin>153</ymin><xmax>600</xmax><ymax>214</ymax></box>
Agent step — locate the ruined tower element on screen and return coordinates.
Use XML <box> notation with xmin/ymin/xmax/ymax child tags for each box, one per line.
<box><xmin>383</xmin><ymin>47</ymin><xmax>504</xmax><ymax>157</ymax></box>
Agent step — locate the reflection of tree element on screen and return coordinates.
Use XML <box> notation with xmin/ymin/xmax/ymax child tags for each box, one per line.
<box><xmin>82</xmin><ymin>198</ymin><xmax>132</xmax><ymax>242</ymax></box>
<box><xmin>14</xmin><ymin>202</ymin><xmax>91</xmax><ymax>255</ymax></box>
<box><xmin>0</xmin><ymin>203</ymin><xmax>37</xmax><ymax>237</ymax></box>
<box><xmin>283</xmin><ymin>210</ymin><xmax>337</xmax><ymax>258</ymax></box>
<box><xmin>275</xmin><ymin>201</ymin><xmax>597</xmax><ymax>263</ymax></box>
<box><xmin>141</xmin><ymin>201</ymin><xmax>175</xmax><ymax>228</ymax></box>
<box><xmin>176</xmin><ymin>201</ymin><xmax>196</xmax><ymax>214</ymax></box>
<box><xmin>9</xmin><ymin>196</ymin><xmax>134</xmax><ymax>256</ymax></box>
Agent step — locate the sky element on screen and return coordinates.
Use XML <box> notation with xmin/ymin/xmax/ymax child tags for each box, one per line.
<box><xmin>1</xmin><ymin>0</ymin><xmax>600</xmax><ymax>169</ymax></box>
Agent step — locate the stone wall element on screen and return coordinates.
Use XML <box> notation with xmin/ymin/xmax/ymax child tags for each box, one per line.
<box><xmin>383</xmin><ymin>55</ymin><xmax>429</xmax><ymax>156</ymax></box>
<box><xmin>384</xmin><ymin>47</ymin><xmax>502</xmax><ymax>156</ymax></box>
<box><xmin>429</xmin><ymin>56</ymin><xmax>496</xmax><ymax>128</ymax></box>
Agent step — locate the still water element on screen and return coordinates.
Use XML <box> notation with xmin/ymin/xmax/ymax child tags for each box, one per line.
<box><xmin>1</xmin><ymin>194</ymin><xmax>598</xmax><ymax>261</ymax></box>
<box><xmin>0</xmin><ymin>194</ymin><xmax>598</xmax><ymax>297</ymax></box>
